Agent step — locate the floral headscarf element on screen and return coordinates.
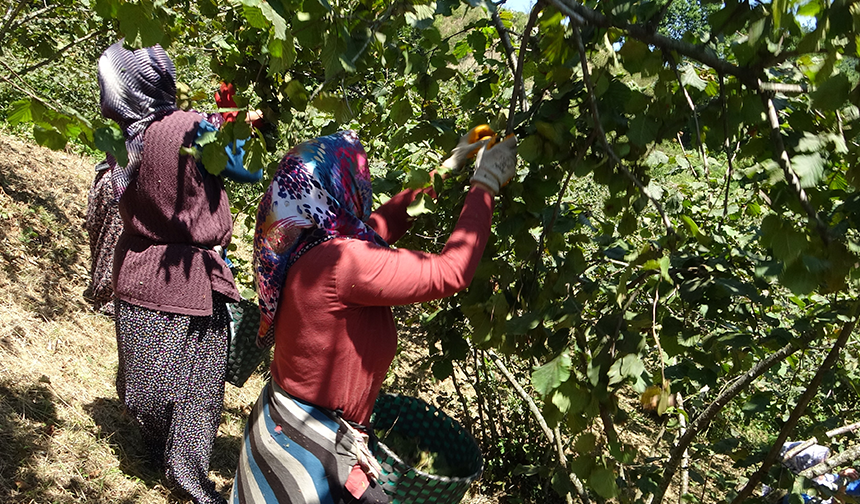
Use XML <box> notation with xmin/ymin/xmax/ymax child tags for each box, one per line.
<box><xmin>254</xmin><ymin>130</ymin><xmax>387</xmax><ymax>346</ymax></box>
<box><xmin>98</xmin><ymin>41</ymin><xmax>178</xmax><ymax>201</ymax></box>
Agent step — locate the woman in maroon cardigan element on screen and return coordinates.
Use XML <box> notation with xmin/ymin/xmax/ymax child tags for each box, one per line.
<box><xmin>98</xmin><ymin>41</ymin><xmax>260</xmax><ymax>504</ymax></box>
<box><xmin>231</xmin><ymin>129</ymin><xmax>517</xmax><ymax>503</ymax></box>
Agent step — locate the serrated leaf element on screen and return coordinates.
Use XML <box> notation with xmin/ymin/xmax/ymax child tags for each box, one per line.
<box><xmin>285</xmin><ymin>80</ymin><xmax>309</xmax><ymax>111</ymax></box>
<box><xmin>94</xmin><ymin>126</ymin><xmax>129</xmax><ymax>167</ymax></box>
<box><xmin>406</xmin><ymin>192</ymin><xmax>435</xmax><ymax>216</ymax></box>
<box><xmin>405</xmin><ymin>3</ymin><xmax>436</xmax><ymax>29</ymax></box>
<box><xmin>811</xmin><ymin>74</ymin><xmax>850</xmax><ymax>111</ymax></box>
<box><xmin>627</xmin><ymin>115</ymin><xmax>658</xmax><ymax>146</ymax></box>
<box><xmin>761</xmin><ymin>215</ymin><xmax>808</xmax><ymax>263</ymax></box>
<box><xmin>531</xmin><ymin>353</ymin><xmax>571</xmax><ymax>397</ymax></box>
<box><xmin>241</xmin><ymin>0</ymin><xmax>268</xmax><ymax>29</ymax></box>
<box><xmin>519</xmin><ymin>135</ymin><xmax>543</xmax><ymax>163</ymax></box>
<box><xmin>390</xmin><ymin>98</ymin><xmax>413</xmax><ymax>127</ymax></box>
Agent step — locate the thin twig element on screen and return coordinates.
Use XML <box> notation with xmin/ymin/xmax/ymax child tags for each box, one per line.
<box><xmin>677</xmin><ymin>392</ymin><xmax>689</xmax><ymax>501</ymax></box>
<box><xmin>490</xmin><ymin>10</ymin><xmax>518</xmax><ymax>84</ymax></box>
<box><xmin>827</xmin><ymin>422</ymin><xmax>860</xmax><ymax>439</ymax></box>
<box><xmin>719</xmin><ymin>73</ymin><xmax>736</xmax><ymax>226</ymax></box>
<box><xmin>570</xmin><ymin>24</ymin><xmax>675</xmax><ymax>235</ymax></box>
<box><xmin>783</xmin><ymin>437</ymin><xmax>818</xmax><ymax>462</ymax></box>
<box><xmin>667</xmin><ymin>53</ymin><xmax>708</xmax><ymax>177</ymax></box>
<box><xmin>546</xmin><ymin>0</ymin><xmax>774</xmax><ymax>90</ymax></box>
<box><xmin>0</xmin><ymin>0</ymin><xmax>28</xmax><ymax>46</ymax></box>
<box><xmin>530</xmin><ymin>132</ymin><xmax>597</xmax><ymax>281</ymax></box>
<box><xmin>676</xmin><ymin>132</ymin><xmax>698</xmax><ymax>180</ymax></box>
<box><xmin>762</xmin><ymin>93</ymin><xmax>830</xmax><ymax>244</ymax></box>
<box><xmin>486</xmin><ymin>350</ymin><xmax>554</xmax><ymax>442</ymax></box>
<box><xmin>16</xmin><ymin>28</ymin><xmax>107</xmax><ymax>76</ymax></box>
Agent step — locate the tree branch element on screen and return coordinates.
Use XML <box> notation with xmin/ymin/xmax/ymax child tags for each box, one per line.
<box><xmin>827</xmin><ymin>422</ymin><xmax>860</xmax><ymax>439</ymax></box>
<box><xmin>799</xmin><ymin>444</ymin><xmax>860</xmax><ymax>479</ymax></box>
<box><xmin>507</xmin><ymin>0</ymin><xmax>543</xmax><ymax>135</ymax></box>
<box><xmin>731</xmin><ymin>304</ymin><xmax>860</xmax><ymax>504</ymax></box>
<box><xmin>0</xmin><ymin>0</ymin><xmax>27</xmax><ymax>47</ymax></box>
<box><xmin>653</xmin><ymin>331</ymin><xmax>818</xmax><ymax>502</ymax></box>
<box><xmin>487</xmin><ymin>350</ymin><xmax>554</xmax><ymax>443</ymax></box>
<box><xmin>490</xmin><ymin>10</ymin><xmax>518</xmax><ymax>88</ymax></box>
<box><xmin>547</xmin><ymin>0</ymin><xmax>756</xmax><ymax>87</ymax></box>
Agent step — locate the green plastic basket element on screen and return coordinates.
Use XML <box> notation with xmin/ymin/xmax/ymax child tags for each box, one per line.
<box><xmin>371</xmin><ymin>394</ymin><xmax>483</xmax><ymax>504</ymax></box>
<box><xmin>225</xmin><ymin>299</ymin><xmax>269</xmax><ymax>387</ymax></box>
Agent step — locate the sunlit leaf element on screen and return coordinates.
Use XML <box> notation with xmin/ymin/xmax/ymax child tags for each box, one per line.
<box><xmin>532</xmin><ymin>353</ymin><xmax>571</xmax><ymax>397</ymax></box>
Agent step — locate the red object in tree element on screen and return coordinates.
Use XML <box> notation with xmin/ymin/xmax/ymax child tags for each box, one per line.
<box><xmin>214</xmin><ymin>82</ymin><xmax>239</xmax><ymax>123</ymax></box>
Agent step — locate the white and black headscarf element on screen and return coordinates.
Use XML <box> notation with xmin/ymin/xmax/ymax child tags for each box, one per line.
<box><xmin>98</xmin><ymin>40</ymin><xmax>178</xmax><ymax>201</ymax></box>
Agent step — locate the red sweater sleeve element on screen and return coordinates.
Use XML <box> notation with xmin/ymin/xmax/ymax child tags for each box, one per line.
<box><xmin>338</xmin><ymin>186</ymin><xmax>493</xmax><ymax>305</ymax></box>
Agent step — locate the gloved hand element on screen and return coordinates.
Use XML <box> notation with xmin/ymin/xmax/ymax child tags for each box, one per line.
<box><xmin>470</xmin><ymin>134</ymin><xmax>518</xmax><ymax>195</ymax></box>
<box><xmin>441</xmin><ymin>125</ymin><xmax>494</xmax><ymax>171</ymax></box>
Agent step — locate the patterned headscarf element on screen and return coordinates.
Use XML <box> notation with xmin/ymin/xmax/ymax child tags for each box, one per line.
<box><xmin>98</xmin><ymin>41</ymin><xmax>178</xmax><ymax>201</ymax></box>
<box><xmin>254</xmin><ymin>130</ymin><xmax>387</xmax><ymax>346</ymax></box>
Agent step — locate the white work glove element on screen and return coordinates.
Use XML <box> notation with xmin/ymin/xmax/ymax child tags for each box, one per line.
<box><xmin>470</xmin><ymin>135</ymin><xmax>518</xmax><ymax>195</ymax></box>
<box><xmin>441</xmin><ymin>127</ymin><xmax>492</xmax><ymax>171</ymax></box>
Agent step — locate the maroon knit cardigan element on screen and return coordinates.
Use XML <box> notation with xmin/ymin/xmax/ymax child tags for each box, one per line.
<box><xmin>112</xmin><ymin>110</ymin><xmax>239</xmax><ymax>316</ymax></box>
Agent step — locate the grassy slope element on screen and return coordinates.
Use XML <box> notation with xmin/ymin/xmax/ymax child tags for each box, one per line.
<box><xmin>0</xmin><ymin>133</ymin><xmax>272</xmax><ymax>503</ymax></box>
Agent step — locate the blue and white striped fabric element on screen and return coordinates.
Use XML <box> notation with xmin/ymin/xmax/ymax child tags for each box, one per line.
<box><xmin>97</xmin><ymin>40</ymin><xmax>178</xmax><ymax>201</ymax></box>
<box><xmin>232</xmin><ymin>382</ymin><xmax>388</xmax><ymax>503</ymax></box>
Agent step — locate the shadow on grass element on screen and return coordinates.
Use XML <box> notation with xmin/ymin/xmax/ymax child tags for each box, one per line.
<box><xmin>83</xmin><ymin>397</ymin><xmax>162</xmax><ymax>484</ymax></box>
<box><xmin>86</xmin><ymin>396</ymin><xmax>244</xmax><ymax>500</ymax></box>
<box><xmin>0</xmin><ymin>380</ymin><xmax>58</xmax><ymax>502</ymax></box>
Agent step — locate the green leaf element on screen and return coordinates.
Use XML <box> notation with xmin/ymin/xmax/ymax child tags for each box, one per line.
<box><xmin>792</xmin><ymin>153</ymin><xmax>825</xmax><ymax>188</ymax></box>
<box><xmin>7</xmin><ymin>99</ymin><xmax>32</xmax><ymax>125</ymax></box>
<box><xmin>201</xmin><ymin>142</ymin><xmax>228</xmax><ymax>176</ymax></box>
<box><xmin>811</xmin><ymin>74</ymin><xmax>850</xmax><ymax>111</ymax></box>
<box><xmin>406</xmin><ymin>192</ymin><xmax>436</xmax><ymax>217</ymax></box>
<box><xmin>33</xmin><ymin>125</ymin><xmax>67</xmax><ymax>151</ymax></box>
<box><xmin>531</xmin><ymin>352</ymin><xmax>571</xmax><ymax>397</ymax></box>
<box><xmin>94</xmin><ymin>126</ymin><xmax>129</xmax><ymax>167</ymax></box>
<box><xmin>760</xmin><ymin>215</ymin><xmax>808</xmax><ymax>263</ymax></box>
<box><xmin>627</xmin><ymin>115</ymin><xmax>658</xmax><ymax>146</ymax></box>
<box><xmin>741</xmin><ymin>392</ymin><xmax>772</xmax><ymax>414</ymax></box>
<box><xmin>588</xmin><ymin>467</ymin><xmax>618</xmax><ymax>499</ymax></box>
<box><xmin>405</xmin><ymin>3</ymin><xmax>436</xmax><ymax>29</ymax></box>
<box><xmin>518</xmin><ymin>134</ymin><xmax>544</xmax><ymax>163</ymax></box>
<box><xmin>390</xmin><ymin>98</ymin><xmax>413</xmax><ymax>127</ymax></box>
<box><xmin>241</xmin><ymin>0</ymin><xmax>268</xmax><ymax>29</ymax></box>
<box><xmin>285</xmin><ymin>80</ymin><xmax>309</xmax><ymax>111</ymax></box>
<box><xmin>681</xmin><ymin>66</ymin><xmax>707</xmax><ymax>91</ymax></box>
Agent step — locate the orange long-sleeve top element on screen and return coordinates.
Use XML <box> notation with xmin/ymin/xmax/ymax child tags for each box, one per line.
<box><xmin>271</xmin><ymin>184</ymin><xmax>494</xmax><ymax>425</ymax></box>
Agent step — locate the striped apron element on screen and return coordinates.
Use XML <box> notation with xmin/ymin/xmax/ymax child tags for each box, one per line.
<box><xmin>231</xmin><ymin>382</ymin><xmax>389</xmax><ymax>504</ymax></box>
